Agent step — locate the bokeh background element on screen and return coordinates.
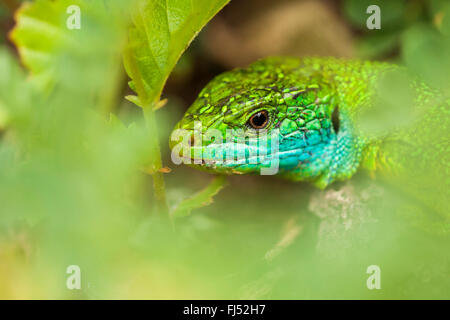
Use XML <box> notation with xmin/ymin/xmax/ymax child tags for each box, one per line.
<box><xmin>0</xmin><ymin>0</ymin><xmax>449</xmax><ymax>299</ymax></box>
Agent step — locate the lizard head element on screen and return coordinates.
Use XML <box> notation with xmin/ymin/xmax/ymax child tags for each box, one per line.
<box><xmin>170</xmin><ymin>57</ymin><xmax>363</xmax><ymax>187</ymax></box>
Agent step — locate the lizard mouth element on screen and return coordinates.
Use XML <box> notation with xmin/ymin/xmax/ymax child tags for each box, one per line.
<box><xmin>177</xmin><ymin>142</ymin><xmax>275</xmax><ymax>165</ymax></box>
<box><xmin>169</xmin><ymin>125</ymin><xmax>335</xmax><ymax>174</ymax></box>
<box><xmin>169</xmin><ymin>123</ymin><xmax>280</xmax><ymax>168</ymax></box>
<box><xmin>171</xmin><ymin>134</ymin><xmax>281</xmax><ymax>175</ymax></box>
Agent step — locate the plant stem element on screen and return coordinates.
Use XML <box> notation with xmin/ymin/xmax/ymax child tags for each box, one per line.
<box><xmin>124</xmin><ymin>47</ymin><xmax>170</xmax><ymax>218</ymax></box>
<box><xmin>144</xmin><ymin>107</ymin><xmax>170</xmax><ymax>218</ymax></box>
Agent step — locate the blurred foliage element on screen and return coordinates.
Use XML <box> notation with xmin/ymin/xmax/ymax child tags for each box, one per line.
<box><xmin>402</xmin><ymin>23</ymin><xmax>450</xmax><ymax>95</ymax></box>
<box><xmin>348</xmin><ymin>0</ymin><xmax>450</xmax><ymax>237</ymax></box>
<box><xmin>0</xmin><ymin>0</ymin><xmax>448</xmax><ymax>299</ymax></box>
<box><xmin>10</xmin><ymin>0</ymin><xmax>127</xmax><ymax>95</ymax></box>
<box><xmin>343</xmin><ymin>0</ymin><xmax>450</xmax><ymax>61</ymax></box>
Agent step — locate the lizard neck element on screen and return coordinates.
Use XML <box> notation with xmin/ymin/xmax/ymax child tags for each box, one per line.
<box><xmin>315</xmin><ymin>109</ymin><xmax>365</xmax><ymax>188</ymax></box>
<box><xmin>280</xmin><ymin>108</ymin><xmax>366</xmax><ymax>188</ymax></box>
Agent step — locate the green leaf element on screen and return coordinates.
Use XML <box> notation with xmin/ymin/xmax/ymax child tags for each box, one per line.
<box><xmin>125</xmin><ymin>95</ymin><xmax>144</xmax><ymax>108</ymax></box>
<box><xmin>10</xmin><ymin>0</ymin><xmax>81</xmax><ymax>89</ymax></box>
<box><xmin>171</xmin><ymin>176</ymin><xmax>227</xmax><ymax>218</ymax></box>
<box><xmin>122</xmin><ymin>0</ymin><xmax>230</xmax><ymax>217</ymax></box>
<box><xmin>10</xmin><ymin>0</ymin><xmax>129</xmax><ymax>92</ymax></box>
<box><xmin>123</xmin><ymin>0</ymin><xmax>230</xmax><ymax>108</ymax></box>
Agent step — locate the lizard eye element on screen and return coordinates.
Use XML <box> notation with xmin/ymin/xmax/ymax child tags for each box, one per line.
<box><xmin>248</xmin><ymin>110</ymin><xmax>269</xmax><ymax>129</ymax></box>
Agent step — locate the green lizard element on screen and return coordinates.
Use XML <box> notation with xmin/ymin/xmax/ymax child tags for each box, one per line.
<box><xmin>170</xmin><ymin>57</ymin><xmax>449</xmax><ymax>222</ymax></box>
